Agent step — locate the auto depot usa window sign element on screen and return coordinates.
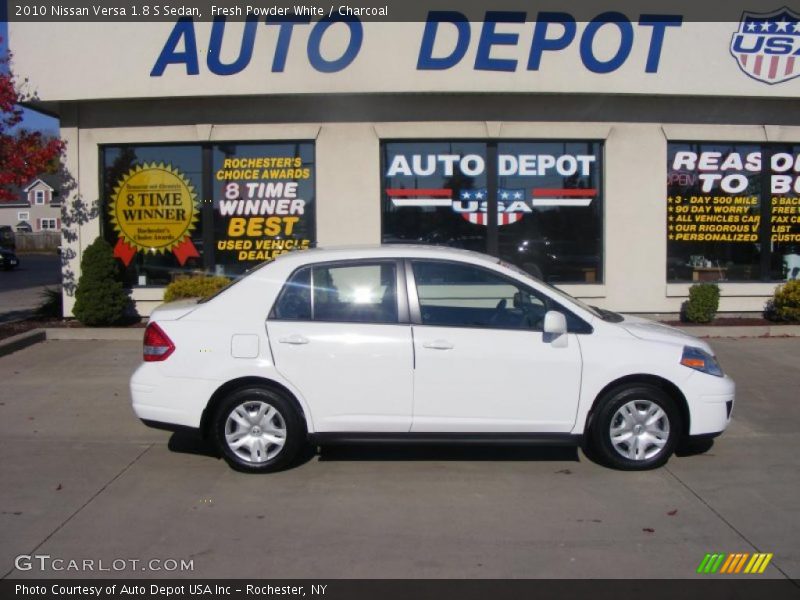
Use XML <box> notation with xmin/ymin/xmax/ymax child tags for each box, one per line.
<box><xmin>385</xmin><ymin>147</ymin><xmax>599</xmax><ymax>226</ymax></box>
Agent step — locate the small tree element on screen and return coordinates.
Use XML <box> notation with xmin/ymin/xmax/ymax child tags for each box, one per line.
<box><xmin>766</xmin><ymin>280</ymin><xmax>800</xmax><ymax>322</ymax></box>
<box><xmin>681</xmin><ymin>283</ymin><xmax>721</xmax><ymax>324</ymax></box>
<box><xmin>0</xmin><ymin>40</ymin><xmax>65</xmax><ymax>200</ymax></box>
<box><xmin>164</xmin><ymin>275</ymin><xmax>231</xmax><ymax>302</ymax></box>
<box><xmin>73</xmin><ymin>238</ymin><xmax>130</xmax><ymax>326</ymax></box>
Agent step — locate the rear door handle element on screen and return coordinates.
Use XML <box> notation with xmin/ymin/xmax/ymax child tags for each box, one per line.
<box><xmin>278</xmin><ymin>334</ymin><xmax>309</xmax><ymax>345</ymax></box>
<box><xmin>422</xmin><ymin>339</ymin><xmax>454</xmax><ymax>350</ymax></box>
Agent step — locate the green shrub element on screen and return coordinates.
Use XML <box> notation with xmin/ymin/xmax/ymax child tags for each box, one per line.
<box><xmin>34</xmin><ymin>287</ymin><xmax>63</xmax><ymax>319</ymax></box>
<box><xmin>73</xmin><ymin>238</ymin><xmax>131</xmax><ymax>326</ymax></box>
<box><xmin>163</xmin><ymin>275</ymin><xmax>231</xmax><ymax>302</ymax></box>
<box><xmin>767</xmin><ymin>280</ymin><xmax>800</xmax><ymax>322</ymax></box>
<box><xmin>681</xmin><ymin>282</ymin><xmax>720</xmax><ymax>323</ymax></box>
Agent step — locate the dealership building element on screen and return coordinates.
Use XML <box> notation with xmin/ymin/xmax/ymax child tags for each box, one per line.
<box><xmin>9</xmin><ymin>7</ymin><xmax>800</xmax><ymax>316</ymax></box>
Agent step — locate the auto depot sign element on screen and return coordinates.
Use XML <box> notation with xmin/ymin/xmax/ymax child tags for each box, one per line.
<box><xmin>149</xmin><ymin>12</ymin><xmax>681</xmax><ymax>76</ymax></box>
<box><xmin>9</xmin><ymin>6</ymin><xmax>800</xmax><ymax>100</ymax></box>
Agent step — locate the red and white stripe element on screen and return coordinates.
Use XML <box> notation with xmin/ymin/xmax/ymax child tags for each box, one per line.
<box><xmin>531</xmin><ymin>188</ymin><xmax>596</xmax><ymax>207</ymax></box>
<box><xmin>386</xmin><ymin>188</ymin><xmax>453</xmax><ymax>208</ymax></box>
<box><xmin>461</xmin><ymin>213</ymin><xmax>523</xmax><ymax>226</ymax></box>
<box><xmin>739</xmin><ymin>53</ymin><xmax>799</xmax><ymax>83</ymax></box>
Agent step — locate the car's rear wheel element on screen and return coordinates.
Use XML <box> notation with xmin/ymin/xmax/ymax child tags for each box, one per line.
<box><xmin>213</xmin><ymin>387</ymin><xmax>303</xmax><ymax>473</ymax></box>
<box><xmin>590</xmin><ymin>384</ymin><xmax>681</xmax><ymax>470</ymax></box>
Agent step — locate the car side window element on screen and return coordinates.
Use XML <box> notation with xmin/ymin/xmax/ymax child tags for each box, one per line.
<box><xmin>270</xmin><ymin>267</ymin><xmax>312</xmax><ymax>320</ymax></box>
<box><xmin>412</xmin><ymin>261</ymin><xmax>549</xmax><ymax>330</ymax></box>
<box><xmin>313</xmin><ymin>262</ymin><xmax>399</xmax><ymax>324</ymax></box>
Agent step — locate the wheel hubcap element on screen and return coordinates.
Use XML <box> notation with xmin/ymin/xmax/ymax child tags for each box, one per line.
<box><xmin>609</xmin><ymin>400</ymin><xmax>670</xmax><ymax>461</ymax></box>
<box><xmin>224</xmin><ymin>400</ymin><xmax>287</xmax><ymax>464</ymax></box>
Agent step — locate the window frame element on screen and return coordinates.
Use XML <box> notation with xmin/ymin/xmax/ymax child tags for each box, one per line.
<box><xmin>404</xmin><ymin>258</ymin><xmax>592</xmax><ymax>334</ymax></box>
<box><xmin>268</xmin><ymin>258</ymin><xmax>410</xmax><ymax>325</ymax></box>
<box><xmin>17</xmin><ymin>211</ymin><xmax>30</xmax><ymax>221</ymax></box>
<box><xmin>40</xmin><ymin>218</ymin><xmax>58</xmax><ymax>230</ymax></box>
<box><xmin>34</xmin><ymin>190</ymin><xmax>45</xmax><ymax>205</ymax></box>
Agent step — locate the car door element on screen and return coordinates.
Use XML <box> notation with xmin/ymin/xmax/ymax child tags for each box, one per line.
<box><xmin>408</xmin><ymin>259</ymin><xmax>583</xmax><ymax>433</ymax></box>
<box><xmin>267</xmin><ymin>259</ymin><xmax>414</xmax><ymax>432</ymax></box>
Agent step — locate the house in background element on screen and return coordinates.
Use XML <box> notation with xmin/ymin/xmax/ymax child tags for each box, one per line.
<box><xmin>0</xmin><ymin>175</ymin><xmax>62</xmax><ymax>234</ymax></box>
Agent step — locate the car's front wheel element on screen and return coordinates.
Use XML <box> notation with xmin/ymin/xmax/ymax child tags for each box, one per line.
<box><xmin>213</xmin><ymin>387</ymin><xmax>304</xmax><ymax>473</ymax></box>
<box><xmin>589</xmin><ymin>384</ymin><xmax>682</xmax><ymax>470</ymax></box>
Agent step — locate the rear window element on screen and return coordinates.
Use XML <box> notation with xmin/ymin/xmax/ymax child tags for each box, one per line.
<box><xmin>270</xmin><ymin>267</ymin><xmax>312</xmax><ymax>320</ymax></box>
<box><xmin>269</xmin><ymin>261</ymin><xmax>398</xmax><ymax>324</ymax></box>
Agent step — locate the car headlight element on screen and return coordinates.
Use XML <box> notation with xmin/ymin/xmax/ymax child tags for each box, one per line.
<box><xmin>680</xmin><ymin>346</ymin><xmax>724</xmax><ymax>377</ymax></box>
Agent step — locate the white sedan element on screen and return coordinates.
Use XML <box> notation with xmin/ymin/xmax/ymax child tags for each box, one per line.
<box><xmin>131</xmin><ymin>245</ymin><xmax>734</xmax><ymax>472</ymax></box>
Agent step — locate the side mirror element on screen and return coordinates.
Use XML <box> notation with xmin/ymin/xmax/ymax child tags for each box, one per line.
<box><xmin>543</xmin><ymin>310</ymin><xmax>568</xmax><ymax>347</ymax></box>
<box><xmin>543</xmin><ymin>310</ymin><xmax>567</xmax><ymax>335</ymax></box>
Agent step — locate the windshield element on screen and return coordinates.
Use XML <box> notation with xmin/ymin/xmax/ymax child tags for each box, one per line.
<box><xmin>497</xmin><ymin>259</ymin><xmax>623</xmax><ymax>322</ymax></box>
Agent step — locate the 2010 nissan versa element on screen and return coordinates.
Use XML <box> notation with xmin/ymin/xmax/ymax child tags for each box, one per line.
<box><xmin>131</xmin><ymin>246</ymin><xmax>734</xmax><ymax>472</ymax></box>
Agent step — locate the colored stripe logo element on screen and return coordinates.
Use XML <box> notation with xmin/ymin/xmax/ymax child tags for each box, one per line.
<box><xmin>696</xmin><ymin>552</ymin><xmax>773</xmax><ymax>574</ymax></box>
<box><xmin>531</xmin><ymin>187</ymin><xmax>596</xmax><ymax>207</ymax></box>
<box><xmin>386</xmin><ymin>188</ymin><xmax>453</xmax><ymax>207</ymax></box>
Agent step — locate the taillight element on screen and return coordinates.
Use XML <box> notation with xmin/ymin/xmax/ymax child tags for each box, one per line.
<box><xmin>143</xmin><ymin>322</ymin><xmax>175</xmax><ymax>362</ymax></box>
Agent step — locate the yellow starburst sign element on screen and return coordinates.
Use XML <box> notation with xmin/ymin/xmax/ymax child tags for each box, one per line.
<box><xmin>109</xmin><ymin>163</ymin><xmax>200</xmax><ymax>266</ymax></box>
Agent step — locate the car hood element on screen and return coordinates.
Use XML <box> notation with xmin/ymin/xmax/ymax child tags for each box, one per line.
<box><xmin>618</xmin><ymin>314</ymin><xmax>714</xmax><ymax>353</ymax></box>
<box><xmin>149</xmin><ymin>299</ymin><xmax>199</xmax><ymax>321</ymax></box>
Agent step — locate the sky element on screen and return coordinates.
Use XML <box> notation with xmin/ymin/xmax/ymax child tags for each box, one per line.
<box><xmin>0</xmin><ymin>19</ymin><xmax>61</xmax><ymax>136</ymax></box>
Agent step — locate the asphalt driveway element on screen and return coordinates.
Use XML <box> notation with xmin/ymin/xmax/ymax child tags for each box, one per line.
<box><xmin>0</xmin><ymin>337</ymin><xmax>798</xmax><ymax>579</ymax></box>
<box><xmin>0</xmin><ymin>253</ymin><xmax>61</xmax><ymax>323</ymax></box>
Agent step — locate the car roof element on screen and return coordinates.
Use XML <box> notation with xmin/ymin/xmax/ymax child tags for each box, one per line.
<box><xmin>268</xmin><ymin>244</ymin><xmax>501</xmax><ymax>269</ymax></box>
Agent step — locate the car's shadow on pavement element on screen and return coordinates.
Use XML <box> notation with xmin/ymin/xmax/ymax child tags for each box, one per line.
<box><xmin>167</xmin><ymin>432</ymin><xmax>220</xmax><ymax>458</ymax></box>
<box><xmin>166</xmin><ymin>431</ymin><xmax>581</xmax><ymax>467</ymax></box>
<box><xmin>166</xmin><ymin>432</ymin><xmax>320</xmax><ymax>469</ymax></box>
<box><xmin>316</xmin><ymin>444</ymin><xmax>580</xmax><ymax>463</ymax></box>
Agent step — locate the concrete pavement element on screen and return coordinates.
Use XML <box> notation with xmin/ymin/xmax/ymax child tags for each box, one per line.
<box><xmin>0</xmin><ymin>338</ymin><xmax>798</xmax><ymax>579</ymax></box>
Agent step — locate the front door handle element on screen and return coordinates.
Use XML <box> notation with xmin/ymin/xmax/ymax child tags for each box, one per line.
<box><xmin>422</xmin><ymin>339</ymin><xmax>454</xmax><ymax>350</ymax></box>
<box><xmin>278</xmin><ymin>334</ymin><xmax>309</xmax><ymax>345</ymax></box>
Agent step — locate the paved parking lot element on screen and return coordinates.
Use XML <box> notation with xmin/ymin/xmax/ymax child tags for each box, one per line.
<box><xmin>0</xmin><ymin>337</ymin><xmax>798</xmax><ymax>579</ymax></box>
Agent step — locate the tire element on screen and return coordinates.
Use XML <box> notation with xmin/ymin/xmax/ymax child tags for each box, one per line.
<box><xmin>213</xmin><ymin>386</ymin><xmax>304</xmax><ymax>473</ymax></box>
<box><xmin>589</xmin><ymin>384</ymin><xmax>682</xmax><ymax>471</ymax></box>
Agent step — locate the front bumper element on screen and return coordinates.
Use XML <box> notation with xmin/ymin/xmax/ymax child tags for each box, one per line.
<box><xmin>683</xmin><ymin>372</ymin><xmax>736</xmax><ymax>436</ymax></box>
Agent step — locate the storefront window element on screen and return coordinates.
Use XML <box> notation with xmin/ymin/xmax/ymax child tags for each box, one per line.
<box><xmin>667</xmin><ymin>143</ymin><xmax>800</xmax><ymax>282</ymax></box>
<box><xmin>212</xmin><ymin>142</ymin><xmax>315</xmax><ymax>277</ymax></box>
<box><xmin>497</xmin><ymin>142</ymin><xmax>602</xmax><ymax>283</ymax></box>
<box><xmin>102</xmin><ymin>145</ymin><xmax>204</xmax><ymax>287</ymax></box>
<box><xmin>382</xmin><ymin>141</ymin><xmax>488</xmax><ymax>253</ymax></box>
<box><xmin>769</xmin><ymin>144</ymin><xmax>800</xmax><ymax>280</ymax></box>
<box><xmin>101</xmin><ymin>142</ymin><xmax>315</xmax><ymax>286</ymax></box>
<box><xmin>381</xmin><ymin>140</ymin><xmax>604</xmax><ymax>283</ymax></box>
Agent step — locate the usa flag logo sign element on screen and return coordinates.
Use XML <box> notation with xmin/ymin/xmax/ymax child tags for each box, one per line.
<box><xmin>730</xmin><ymin>7</ymin><xmax>800</xmax><ymax>85</ymax></box>
<box><xmin>386</xmin><ymin>186</ymin><xmax>596</xmax><ymax>227</ymax></box>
